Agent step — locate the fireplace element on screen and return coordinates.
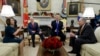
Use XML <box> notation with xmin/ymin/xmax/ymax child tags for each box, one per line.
<box><xmin>40</xmin><ymin>25</ymin><xmax>51</xmax><ymax>37</ymax></box>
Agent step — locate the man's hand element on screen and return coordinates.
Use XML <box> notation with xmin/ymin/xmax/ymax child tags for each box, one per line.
<box><xmin>32</xmin><ymin>31</ymin><xmax>36</xmax><ymax>33</ymax></box>
<box><xmin>96</xmin><ymin>24</ymin><xmax>99</xmax><ymax>26</ymax></box>
<box><xmin>70</xmin><ymin>32</ymin><xmax>75</xmax><ymax>37</ymax></box>
<box><xmin>55</xmin><ymin>29</ymin><xmax>57</xmax><ymax>32</ymax></box>
<box><xmin>39</xmin><ymin>31</ymin><xmax>42</xmax><ymax>34</ymax></box>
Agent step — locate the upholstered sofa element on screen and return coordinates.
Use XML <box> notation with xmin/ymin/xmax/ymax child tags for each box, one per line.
<box><xmin>0</xmin><ymin>32</ymin><xmax>19</xmax><ymax>56</ymax></box>
<box><xmin>81</xmin><ymin>27</ymin><xmax>100</xmax><ymax>56</ymax></box>
<box><xmin>0</xmin><ymin>42</ymin><xmax>19</xmax><ymax>56</ymax></box>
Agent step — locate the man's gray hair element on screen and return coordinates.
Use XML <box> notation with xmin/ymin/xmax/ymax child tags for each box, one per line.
<box><xmin>80</xmin><ymin>17</ymin><xmax>86</xmax><ymax>22</ymax></box>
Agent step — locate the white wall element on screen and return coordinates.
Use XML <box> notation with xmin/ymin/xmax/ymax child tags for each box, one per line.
<box><xmin>27</xmin><ymin>0</ymin><xmax>63</xmax><ymax>13</ymax></box>
<box><xmin>0</xmin><ymin>0</ymin><xmax>100</xmax><ymax>31</ymax></box>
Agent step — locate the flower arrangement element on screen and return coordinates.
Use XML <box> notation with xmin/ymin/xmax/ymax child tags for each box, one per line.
<box><xmin>42</xmin><ymin>36</ymin><xmax>63</xmax><ymax>50</ymax></box>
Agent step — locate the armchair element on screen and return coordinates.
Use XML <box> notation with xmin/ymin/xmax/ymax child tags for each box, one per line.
<box><xmin>60</xmin><ymin>19</ymin><xmax>67</xmax><ymax>34</ymax></box>
<box><xmin>0</xmin><ymin>30</ymin><xmax>24</xmax><ymax>56</ymax></box>
<box><xmin>26</xmin><ymin>19</ymin><xmax>41</xmax><ymax>46</ymax></box>
<box><xmin>81</xmin><ymin>27</ymin><xmax>100</xmax><ymax>56</ymax></box>
<box><xmin>0</xmin><ymin>31</ymin><xmax>19</xmax><ymax>56</ymax></box>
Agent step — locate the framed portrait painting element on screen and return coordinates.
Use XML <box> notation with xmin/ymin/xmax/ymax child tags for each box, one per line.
<box><xmin>37</xmin><ymin>0</ymin><xmax>51</xmax><ymax>11</ymax></box>
<box><xmin>7</xmin><ymin>0</ymin><xmax>21</xmax><ymax>16</ymax></box>
<box><xmin>67</xmin><ymin>2</ymin><xmax>80</xmax><ymax>16</ymax></box>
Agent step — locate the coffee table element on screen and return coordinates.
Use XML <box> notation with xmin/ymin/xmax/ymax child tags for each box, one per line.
<box><xmin>37</xmin><ymin>45</ymin><xmax>69</xmax><ymax>56</ymax></box>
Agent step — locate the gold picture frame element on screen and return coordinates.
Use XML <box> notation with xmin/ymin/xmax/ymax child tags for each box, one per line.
<box><xmin>0</xmin><ymin>0</ymin><xmax>2</xmax><ymax>12</ymax></box>
<box><xmin>67</xmin><ymin>2</ymin><xmax>80</xmax><ymax>17</ymax></box>
<box><xmin>7</xmin><ymin>0</ymin><xmax>21</xmax><ymax>16</ymax></box>
<box><xmin>37</xmin><ymin>0</ymin><xmax>51</xmax><ymax>11</ymax></box>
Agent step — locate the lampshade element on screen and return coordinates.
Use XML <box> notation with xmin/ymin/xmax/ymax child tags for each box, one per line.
<box><xmin>0</xmin><ymin>5</ymin><xmax>15</xmax><ymax>17</ymax></box>
<box><xmin>71</xmin><ymin>0</ymin><xmax>80</xmax><ymax>2</ymax></box>
<box><xmin>78</xmin><ymin>12</ymin><xmax>83</xmax><ymax>17</ymax></box>
<box><xmin>82</xmin><ymin>7</ymin><xmax>95</xmax><ymax>18</ymax></box>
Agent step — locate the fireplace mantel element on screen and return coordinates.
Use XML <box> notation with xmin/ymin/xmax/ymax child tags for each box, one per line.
<box><xmin>33</xmin><ymin>16</ymin><xmax>54</xmax><ymax>25</ymax></box>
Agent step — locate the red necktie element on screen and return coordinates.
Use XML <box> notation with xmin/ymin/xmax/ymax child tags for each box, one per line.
<box><xmin>32</xmin><ymin>23</ymin><xmax>34</xmax><ymax>27</ymax></box>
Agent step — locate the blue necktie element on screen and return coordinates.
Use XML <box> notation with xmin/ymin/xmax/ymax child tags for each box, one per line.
<box><xmin>56</xmin><ymin>21</ymin><xmax>59</xmax><ymax>35</ymax></box>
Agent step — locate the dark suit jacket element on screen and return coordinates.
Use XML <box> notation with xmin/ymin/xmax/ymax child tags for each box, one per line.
<box><xmin>28</xmin><ymin>22</ymin><xmax>40</xmax><ymax>35</ymax></box>
<box><xmin>51</xmin><ymin>20</ymin><xmax>63</xmax><ymax>35</ymax></box>
<box><xmin>77</xmin><ymin>23</ymin><xmax>97</xmax><ymax>43</ymax></box>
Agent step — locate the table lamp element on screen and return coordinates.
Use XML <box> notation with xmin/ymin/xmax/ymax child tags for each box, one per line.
<box><xmin>82</xmin><ymin>7</ymin><xmax>95</xmax><ymax>23</ymax></box>
<box><xmin>0</xmin><ymin>5</ymin><xmax>15</xmax><ymax>17</ymax></box>
<box><xmin>0</xmin><ymin>5</ymin><xmax>15</xmax><ymax>27</ymax></box>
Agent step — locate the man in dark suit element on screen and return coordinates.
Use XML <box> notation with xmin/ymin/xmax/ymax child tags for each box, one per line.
<box><xmin>28</xmin><ymin>18</ymin><xmax>44</xmax><ymax>47</ymax></box>
<box><xmin>69</xmin><ymin>18</ymin><xmax>97</xmax><ymax>56</ymax></box>
<box><xmin>51</xmin><ymin>14</ymin><xmax>66</xmax><ymax>44</ymax></box>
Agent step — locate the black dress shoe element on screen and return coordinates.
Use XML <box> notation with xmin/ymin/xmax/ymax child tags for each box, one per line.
<box><xmin>33</xmin><ymin>45</ymin><xmax>35</xmax><ymax>47</ymax></box>
<box><xmin>63</xmin><ymin>42</ymin><xmax>65</xmax><ymax>45</ymax></box>
<box><xmin>76</xmin><ymin>53</ymin><xmax>81</xmax><ymax>56</ymax></box>
<box><xmin>68</xmin><ymin>51</ymin><xmax>76</xmax><ymax>54</ymax></box>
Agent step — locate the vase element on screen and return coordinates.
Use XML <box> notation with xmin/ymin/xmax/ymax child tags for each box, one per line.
<box><xmin>47</xmin><ymin>49</ymin><xmax>58</xmax><ymax>55</ymax></box>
